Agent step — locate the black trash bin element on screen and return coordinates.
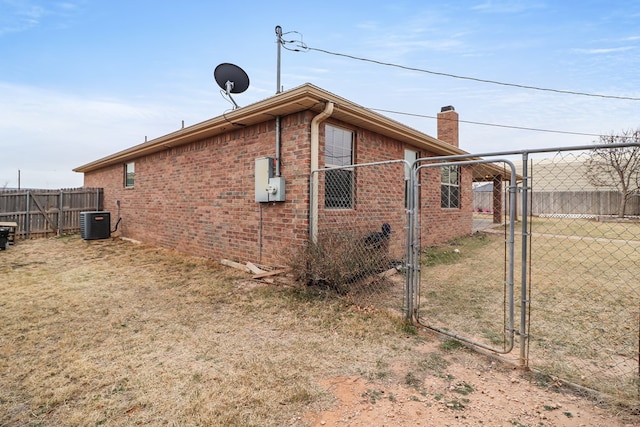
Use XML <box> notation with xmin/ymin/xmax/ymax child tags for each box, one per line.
<box><xmin>0</xmin><ymin>227</ymin><xmax>8</xmax><ymax>250</ymax></box>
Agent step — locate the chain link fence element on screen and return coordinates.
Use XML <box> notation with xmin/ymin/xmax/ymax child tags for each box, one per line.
<box><xmin>413</xmin><ymin>146</ymin><xmax>640</xmax><ymax>405</ymax></box>
<box><xmin>524</xmin><ymin>150</ymin><xmax>640</xmax><ymax>402</ymax></box>
<box><xmin>305</xmin><ymin>160</ymin><xmax>409</xmax><ymax>313</ymax></box>
<box><xmin>303</xmin><ymin>144</ymin><xmax>639</xmax><ymax>405</ymax></box>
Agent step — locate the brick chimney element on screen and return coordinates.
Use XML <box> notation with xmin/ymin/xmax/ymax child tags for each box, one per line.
<box><xmin>437</xmin><ymin>105</ymin><xmax>459</xmax><ymax>148</ymax></box>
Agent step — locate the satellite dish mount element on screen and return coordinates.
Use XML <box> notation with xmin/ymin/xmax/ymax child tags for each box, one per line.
<box><xmin>214</xmin><ymin>63</ymin><xmax>250</xmax><ymax>110</ymax></box>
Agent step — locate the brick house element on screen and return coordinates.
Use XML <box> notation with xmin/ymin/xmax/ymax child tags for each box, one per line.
<box><xmin>74</xmin><ymin>83</ymin><xmax>477</xmax><ymax>265</ymax></box>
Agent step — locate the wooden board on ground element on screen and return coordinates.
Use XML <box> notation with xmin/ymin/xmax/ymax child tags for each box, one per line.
<box><xmin>220</xmin><ymin>259</ymin><xmax>251</xmax><ymax>273</ymax></box>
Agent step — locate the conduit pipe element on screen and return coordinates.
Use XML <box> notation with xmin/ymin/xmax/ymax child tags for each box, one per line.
<box><xmin>275</xmin><ymin>116</ymin><xmax>281</xmax><ymax>176</ymax></box>
<box><xmin>310</xmin><ymin>101</ymin><xmax>334</xmax><ymax>243</ymax></box>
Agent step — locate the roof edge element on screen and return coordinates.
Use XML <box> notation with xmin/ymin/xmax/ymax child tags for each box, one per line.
<box><xmin>74</xmin><ymin>83</ymin><xmax>468</xmax><ymax>173</ymax></box>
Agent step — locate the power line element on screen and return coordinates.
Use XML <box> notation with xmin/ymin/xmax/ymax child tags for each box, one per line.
<box><xmin>305</xmin><ymin>46</ymin><xmax>640</xmax><ymax>101</ymax></box>
<box><xmin>278</xmin><ymin>32</ymin><xmax>635</xmax><ymax>136</ymax></box>
<box><xmin>371</xmin><ymin>107</ymin><xmax>607</xmax><ymax>138</ymax></box>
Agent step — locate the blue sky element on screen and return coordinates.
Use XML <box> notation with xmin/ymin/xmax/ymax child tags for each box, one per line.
<box><xmin>1</xmin><ymin>0</ymin><xmax>639</xmax><ymax>188</ymax></box>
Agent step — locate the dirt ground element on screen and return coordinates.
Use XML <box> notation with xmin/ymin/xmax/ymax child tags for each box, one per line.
<box><xmin>1</xmin><ymin>236</ymin><xmax>638</xmax><ymax>426</ymax></box>
<box><xmin>304</xmin><ymin>349</ymin><xmax>638</xmax><ymax>426</ymax></box>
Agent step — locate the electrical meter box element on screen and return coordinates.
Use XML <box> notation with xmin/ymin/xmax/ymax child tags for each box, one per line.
<box><xmin>255</xmin><ymin>157</ymin><xmax>285</xmax><ymax>202</ymax></box>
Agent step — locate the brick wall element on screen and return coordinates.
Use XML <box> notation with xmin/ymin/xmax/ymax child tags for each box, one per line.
<box><xmin>83</xmin><ymin>112</ymin><xmax>472</xmax><ymax>266</ymax></box>
<box><xmin>85</xmin><ymin>111</ymin><xmax>313</xmax><ymax>266</ymax></box>
<box><xmin>419</xmin><ymin>163</ymin><xmax>473</xmax><ymax>246</ymax></box>
<box><xmin>317</xmin><ymin>123</ymin><xmax>410</xmax><ymax>260</ymax></box>
<box><xmin>316</xmin><ymin>120</ymin><xmax>473</xmax><ymax>258</ymax></box>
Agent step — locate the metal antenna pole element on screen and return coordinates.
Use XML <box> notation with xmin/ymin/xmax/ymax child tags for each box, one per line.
<box><xmin>275</xmin><ymin>25</ymin><xmax>282</xmax><ymax>93</ymax></box>
<box><xmin>225</xmin><ymin>81</ymin><xmax>239</xmax><ymax>109</ymax></box>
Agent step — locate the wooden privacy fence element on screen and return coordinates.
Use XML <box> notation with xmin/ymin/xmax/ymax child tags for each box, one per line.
<box><xmin>474</xmin><ymin>189</ymin><xmax>640</xmax><ymax>217</ymax></box>
<box><xmin>0</xmin><ymin>188</ymin><xmax>104</xmax><ymax>240</ymax></box>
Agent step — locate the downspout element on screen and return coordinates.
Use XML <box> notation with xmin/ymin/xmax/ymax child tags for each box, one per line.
<box><xmin>309</xmin><ymin>102</ymin><xmax>334</xmax><ymax>244</ymax></box>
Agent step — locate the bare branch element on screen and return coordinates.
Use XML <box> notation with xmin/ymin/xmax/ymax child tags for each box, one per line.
<box><xmin>585</xmin><ymin>129</ymin><xmax>640</xmax><ymax>217</ymax></box>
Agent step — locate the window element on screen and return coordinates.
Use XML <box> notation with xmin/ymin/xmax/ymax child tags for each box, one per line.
<box><xmin>124</xmin><ymin>162</ymin><xmax>135</xmax><ymax>188</ymax></box>
<box><xmin>325</xmin><ymin>125</ymin><xmax>354</xmax><ymax>209</ymax></box>
<box><xmin>441</xmin><ymin>164</ymin><xmax>460</xmax><ymax>209</ymax></box>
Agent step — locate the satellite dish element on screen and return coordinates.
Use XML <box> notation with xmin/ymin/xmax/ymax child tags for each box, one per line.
<box><xmin>214</xmin><ymin>63</ymin><xmax>249</xmax><ymax>109</ymax></box>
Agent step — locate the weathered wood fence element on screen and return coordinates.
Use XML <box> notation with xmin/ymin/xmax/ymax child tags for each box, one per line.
<box><xmin>474</xmin><ymin>189</ymin><xmax>640</xmax><ymax>217</ymax></box>
<box><xmin>0</xmin><ymin>188</ymin><xmax>104</xmax><ymax>240</ymax></box>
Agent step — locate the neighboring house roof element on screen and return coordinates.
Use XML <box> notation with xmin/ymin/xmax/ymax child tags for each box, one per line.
<box><xmin>516</xmin><ymin>157</ymin><xmax>604</xmax><ymax>192</ymax></box>
<box><xmin>473</xmin><ymin>182</ymin><xmax>494</xmax><ymax>192</ymax></box>
<box><xmin>74</xmin><ymin>83</ymin><xmax>468</xmax><ymax>173</ymax></box>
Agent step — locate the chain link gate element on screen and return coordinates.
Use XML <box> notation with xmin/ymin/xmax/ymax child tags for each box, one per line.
<box><xmin>309</xmin><ymin>142</ymin><xmax>639</xmax><ymax>404</ymax></box>
<box><xmin>406</xmin><ymin>143</ymin><xmax>640</xmax><ymax>405</ymax></box>
<box><xmin>408</xmin><ymin>157</ymin><xmax>521</xmax><ymax>357</ymax></box>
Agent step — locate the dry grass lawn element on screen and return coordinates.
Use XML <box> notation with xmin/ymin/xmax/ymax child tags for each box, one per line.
<box><xmin>1</xmin><ymin>234</ymin><xmax>638</xmax><ymax>426</ymax></box>
<box><xmin>420</xmin><ymin>216</ymin><xmax>640</xmax><ymax>403</ymax></box>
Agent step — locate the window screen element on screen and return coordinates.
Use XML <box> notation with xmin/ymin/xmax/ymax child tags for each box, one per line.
<box><xmin>325</xmin><ymin>125</ymin><xmax>354</xmax><ymax>209</ymax></box>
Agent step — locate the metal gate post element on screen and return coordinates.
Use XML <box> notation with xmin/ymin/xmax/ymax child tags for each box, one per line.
<box><xmin>519</xmin><ymin>153</ymin><xmax>531</xmax><ymax>368</ymax></box>
<box><xmin>404</xmin><ymin>159</ymin><xmax>419</xmax><ymax>321</ymax></box>
<box><xmin>411</xmin><ymin>160</ymin><xmax>422</xmax><ymax>322</ymax></box>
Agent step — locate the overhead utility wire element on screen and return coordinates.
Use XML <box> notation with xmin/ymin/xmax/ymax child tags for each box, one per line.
<box><xmin>278</xmin><ymin>32</ymin><xmax>635</xmax><ymax>137</ymax></box>
<box><xmin>301</xmin><ymin>46</ymin><xmax>640</xmax><ymax>101</ymax></box>
<box><xmin>371</xmin><ymin>108</ymin><xmax>607</xmax><ymax>138</ymax></box>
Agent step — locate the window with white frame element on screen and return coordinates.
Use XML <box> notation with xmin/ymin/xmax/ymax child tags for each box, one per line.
<box><xmin>325</xmin><ymin>125</ymin><xmax>354</xmax><ymax>209</ymax></box>
<box><xmin>441</xmin><ymin>163</ymin><xmax>460</xmax><ymax>209</ymax></box>
<box><xmin>124</xmin><ymin>162</ymin><xmax>135</xmax><ymax>188</ymax></box>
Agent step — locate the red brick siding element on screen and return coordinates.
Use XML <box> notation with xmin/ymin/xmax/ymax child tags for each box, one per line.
<box><xmin>316</xmin><ymin>121</ymin><xmax>472</xmax><ymax>258</ymax></box>
<box><xmin>84</xmin><ymin>111</ymin><xmax>314</xmax><ymax>265</ymax></box>
<box><xmin>318</xmin><ymin>124</ymin><xmax>406</xmax><ymax>258</ymax></box>
<box><xmin>83</xmin><ymin>112</ymin><xmax>472</xmax><ymax>265</ymax></box>
<box><xmin>418</xmin><ymin>163</ymin><xmax>473</xmax><ymax>246</ymax></box>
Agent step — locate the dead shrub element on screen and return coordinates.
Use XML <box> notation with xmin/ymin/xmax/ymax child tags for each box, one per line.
<box><xmin>287</xmin><ymin>231</ymin><xmax>390</xmax><ymax>294</ymax></box>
